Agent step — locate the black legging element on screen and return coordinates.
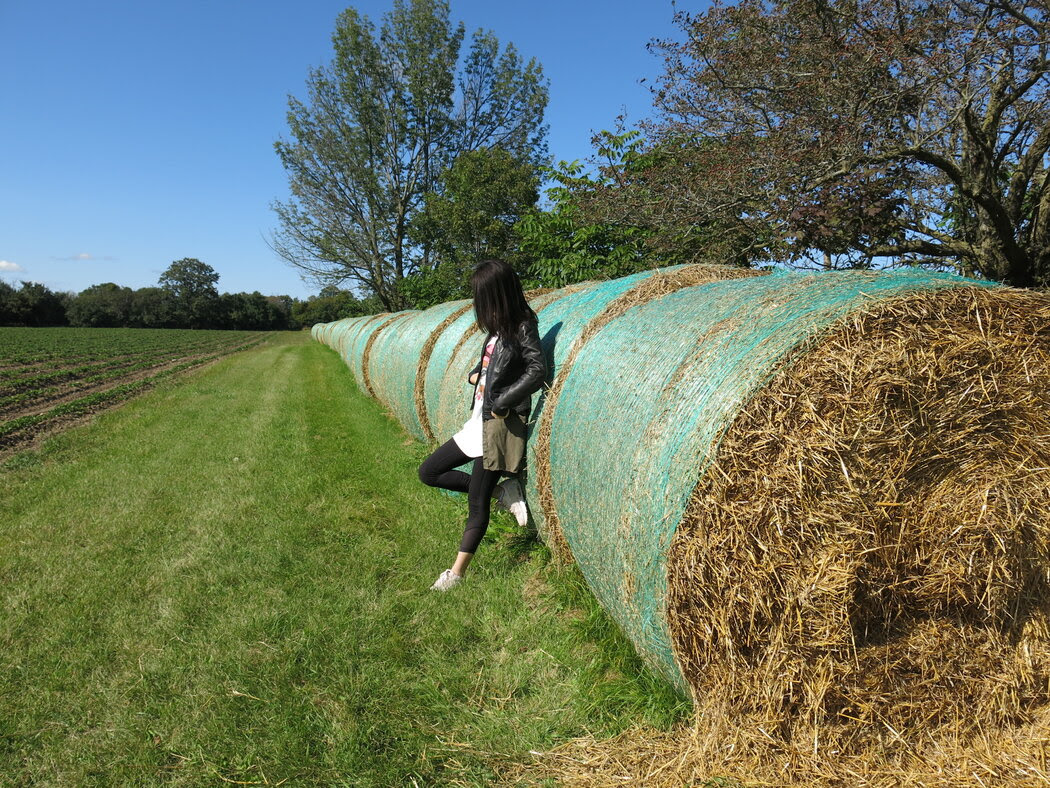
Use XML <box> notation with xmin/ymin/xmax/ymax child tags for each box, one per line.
<box><xmin>418</xmin><ymin>438</ymin><xmax>503</xmax><ymax>554</ymax></box>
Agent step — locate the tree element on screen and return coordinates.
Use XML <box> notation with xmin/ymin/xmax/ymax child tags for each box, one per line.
<box><xmin>623</xmin><ymin>0</ymin><xmax>1050</xmax><ymax>286</ymax></box>
<box><xmin>292</xmin><ymin>285</ymin><xmax>378</xmax><ymax>327</ymax></box>
<box><xmin>515</xmin><ymin>156</ymin><xmax>655</xmax><ymax>289</ymax></box>
<box><xmin>401</xmin><ymin>146</ymin><xmax>539</xmax><ymax>306</ymax></box>
<box><xmin>216</xmin><ymin>291</ymin><xmax>289</xmax><ymax>331</ymax></box>
<box><xmin>575</xmin><ymin>129</ymin><xmax>786</xmax><ymax>269</ymax></box>
<box><xmin>0</xmin><ymin>280</ymin><xmax>16</xmax><ymax>325</ymax></box>
<box><xmin>130</xmin><ymin>287</ymin><xmax>176</xmax><ymax>328</ymax></box>
<box><xmin>159</xmin><ymin>258</ymin><xmax>220</xmax><ymax>328</ymax></box>
<box><xmin>67</xmin><ymin>283</ymin><xmax>135</xmax><ymax>327</ymax></box>
<box><xmin>7</xmin><ymin>282</ymin><xmax>68</xmax><ymax>326</ymax></box>
<box><xmin>272</xmin><ymin>0</ymin><xmax>549</xmax><ymax>309</ymax></box>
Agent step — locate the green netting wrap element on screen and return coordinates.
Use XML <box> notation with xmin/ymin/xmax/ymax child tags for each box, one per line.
<box><xmin>549</xmin><ymin>269</ymin><xmax>999</xmax><ymax>693</ymax></box>
<box><xmin>335</xmin><ymin>317</ymin><xmax>366</xmax><ymax>354</ymax></box>
<box><xmin>366</xmin><ymin>301</ymin><xmax>470</xmax><ymax>442</ymax></box>
<box><xmin>520</xmin><ymin>272</ymin><xmax>668</xmax><ymax>534</ymax></box>
<box><xmin>362</xmin><ymin>311</ymin><xmax>417</xmax><ymax>397</ymax></box>
<box><xmin>328</xmin><ymin>317</ymin><xmax>368</xmax><ymax>365</ymax></box>
<box><xmin>414</xmin><ymin>301</ymin><xmax>474</xmax><ymax>443</ymax></box>
<box><xmin>325</xmin><ymin>315</ymin><xmax>376</xmax><ymax>375</ymax></box>
<box><xmin>341</xmin><ymin>317</ymin><xmax>377</xmax><ymax>365</ymax></box>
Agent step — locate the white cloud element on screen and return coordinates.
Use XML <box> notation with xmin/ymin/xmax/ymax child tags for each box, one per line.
<box><xmin>0</xmin><ymin>260</ymin><xmax>25</xmax><ymax>272</ymax></box>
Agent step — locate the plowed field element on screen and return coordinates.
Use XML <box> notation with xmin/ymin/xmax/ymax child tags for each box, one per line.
<box><xmin>0</xmin><ymin>327</ymin><xmax>270</xmax><ymax>457</ymax></box>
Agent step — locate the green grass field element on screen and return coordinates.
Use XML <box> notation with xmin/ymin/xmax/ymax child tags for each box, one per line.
<box><xmin>0</xmin><ymin>331</ymin><xmax>686</xmax><ymax>786</ymax></box>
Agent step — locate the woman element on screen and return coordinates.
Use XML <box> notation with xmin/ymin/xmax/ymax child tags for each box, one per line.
<box><xmin>417</xmin><ymin>259</ymin><xmax>546</xmax><ymax>591</ymax></box>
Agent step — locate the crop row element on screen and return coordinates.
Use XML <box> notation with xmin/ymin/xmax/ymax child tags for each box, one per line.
<box><xmin>0</xmin><ymin>346</ymin><xmax>210</xmax><ymax>396</ymax></box>
<box><xmin>0</xmin><ymin>331</ymin><xmax>269</xmax><ymax>455</ymax></box>
<box><xmin>0</xmin><ymin>327</ymin><xmax>266</xmax><ymax>366</ymax></box>
<box><xmin>0</xmin><ymin>353</ymin><xmax>203</xmax><ymax>414</ymax></box>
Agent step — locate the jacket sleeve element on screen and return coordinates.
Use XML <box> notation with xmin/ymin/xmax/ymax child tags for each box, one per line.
<box><xmin>468</xmin><ymin>359</ymin><xmax>482</xmax><ymax>382</ymax></box>
<box><xmin>490</xmin><ymin>318</ymin><xmax>546</xmax><ymax>416</ymax></box>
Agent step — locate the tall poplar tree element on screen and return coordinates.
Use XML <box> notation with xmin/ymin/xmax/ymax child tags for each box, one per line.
<box><xmin>272</xmin><ymin>0</ymin><xmax>549</xmax><ymax>309</ymax></box>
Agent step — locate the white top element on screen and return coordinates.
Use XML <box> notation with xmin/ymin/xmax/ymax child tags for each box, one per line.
<box><xmin>453</xmin><ymin>335</ymin><xmax>497</xmax><ymax>458</ymax></box>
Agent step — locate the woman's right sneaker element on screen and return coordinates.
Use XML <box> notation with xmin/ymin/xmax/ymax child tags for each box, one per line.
<box><xmin>495</xmin><ymin>477</ymin><xmax>529</xmax><ymax>527</ymax></box>
<box><xmin>430</xmin><ymin>569</ymin><xmax>462</xmax><ymax>591</ymax></box>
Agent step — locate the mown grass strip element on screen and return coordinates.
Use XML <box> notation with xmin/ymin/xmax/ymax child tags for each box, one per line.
<box><xmin>0</xmin><ymin>332</ymin><xmax>685</xmax><ymax>787</ymax></box>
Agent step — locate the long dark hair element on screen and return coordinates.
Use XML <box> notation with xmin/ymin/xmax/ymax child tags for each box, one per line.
<box><xmin>471</xmin><ymin>259</ymin><xmax>536</xmax><ymax>339</ymax></box>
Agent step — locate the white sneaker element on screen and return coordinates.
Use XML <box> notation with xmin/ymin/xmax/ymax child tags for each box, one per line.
<box><xmin>495</xmin><ymin>477</ymin><xmax>529</xmax><ymax>527</ymax></box>
<box><xmin>430</xmin><ymin>569</ymin><xmax>462</xmax><ymax>591</ymax></box>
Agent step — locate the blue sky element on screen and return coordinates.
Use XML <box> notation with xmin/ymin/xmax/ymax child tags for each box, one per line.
<box><xmin>0</xmin><ymin>0</ymin><xmax>690</xmax><ymax>299</ymax></box>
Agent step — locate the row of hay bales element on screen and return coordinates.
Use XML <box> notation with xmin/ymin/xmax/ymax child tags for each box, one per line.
<box><xmin>313</xmin><ymin>264</ymin><xmax>1050</xmax><ymax>756</ymax></box>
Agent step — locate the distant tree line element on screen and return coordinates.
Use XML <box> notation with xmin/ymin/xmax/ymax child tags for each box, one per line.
<box><xmin>0</xmin><ymin>258</ymin><xmax>381</xmax><ymax>330</ymax></box>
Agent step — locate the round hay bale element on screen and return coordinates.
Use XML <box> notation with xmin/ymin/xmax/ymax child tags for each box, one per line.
<box><xmin>366</xmin><ymin>301</ymin><xmax>469</xmax><ymax>442</ymax></box>
<box><xmin>548</xmin><ymin>269</ymin><xmax>1014</xmax><ymax>696</ymax></box>
<box><xmin>667</xmin><ymin>283</ymin><xmax>1050</xmax><ymax>752</ymax></box>
<box><xmin>526</xmin><ymin>263</ymin><xmax>762</xmax><ymax>552</ymax></box>
<box><xmin>361</xmin><ymin>311</ymin><xmax>416</xmax><ymax>398</ymax></box>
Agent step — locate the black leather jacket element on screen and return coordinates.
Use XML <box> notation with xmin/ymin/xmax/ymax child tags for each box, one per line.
<box><xmin>468</xmin><ymin>316</ymin><xmax>546</xmax><ymax>421</ymax></box>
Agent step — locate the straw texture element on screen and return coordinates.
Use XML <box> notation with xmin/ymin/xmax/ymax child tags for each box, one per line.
<box><xmin>502</xmin><ymin>709</ymin><xmax>1050</xmax><ymax>787</ymax></box>
<box><xmin>667</xmin><ymin>285</ymin><xmax>1050</xmax><ymax>757</ymax></box>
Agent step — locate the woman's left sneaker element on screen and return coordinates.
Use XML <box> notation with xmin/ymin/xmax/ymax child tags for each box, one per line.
<box><xmin>495</xmin><ymin>477</ymin><xmax>529</xmax><ymax>527</ymax></box>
